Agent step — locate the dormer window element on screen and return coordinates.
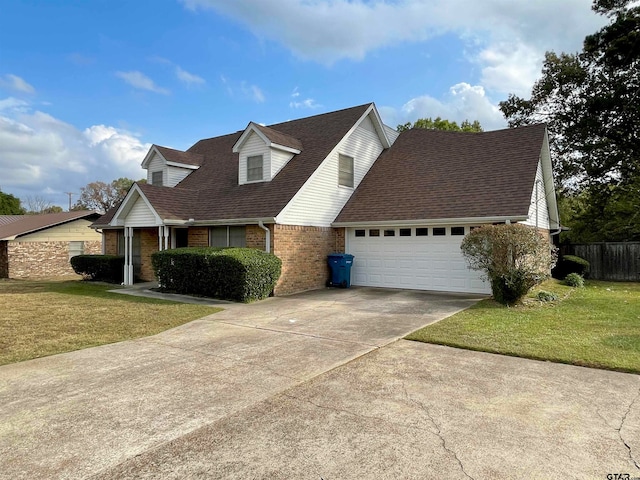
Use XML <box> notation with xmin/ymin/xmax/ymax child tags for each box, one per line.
<box><xmin>338</xmin><ymin>154</ymin><xmax>354</xmax><ymax>187</ymax></box>
<box><xmin>151</xmin><ymin>171</ymin><xmax>163</xmax><ymax>186</ymax></box>
<box><xmin>247</xmin><ymin>155</ymin><xmax>263</xmax><ymax>182</ymax></box>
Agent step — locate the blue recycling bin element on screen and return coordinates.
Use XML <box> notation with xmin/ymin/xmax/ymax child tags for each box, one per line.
<box><xmin>327</xmin><ymin>253</ymin><xmax>354</xmax><ymax>288</ymax></box>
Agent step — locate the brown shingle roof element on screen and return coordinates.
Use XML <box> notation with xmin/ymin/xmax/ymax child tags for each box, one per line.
<box><xmin>0</xmin><ymin>211</ymin><xmax>100</xmax><ymax>240</ymax></box>
<box><xmin>334</xmin><ymin>124</ymin><xmax>547</xmax><ymax>224</ymax></box>
<box><xmin>175</xmin><ymin>103</ymin><xmax>371</xmax><ymax>220</ymax></box>
<box><xmin>93</xmin><ymin>104</ymin><xmax>371</xmax><ymax>225</ymax></box>
<box><xmin>253</xmin><ymin>124</ymin><xmax>303</xmax><ymax>151</ymax></box>
<box><xmin>154</xmin><ymin>145</ymin><xmax>204</xmax><ymax>167</ymax></box>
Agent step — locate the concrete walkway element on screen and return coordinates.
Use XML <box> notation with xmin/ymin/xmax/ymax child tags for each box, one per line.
<box><xmin>1</xmin><ymin>287</ymin><xmax>639</xmax><ymax>479</ymax></box>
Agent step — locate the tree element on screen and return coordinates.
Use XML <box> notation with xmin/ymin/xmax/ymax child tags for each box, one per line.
<box><xmin>397</xmin><ymin>117</ymin><xmax>483</xmax><ymax>133</ymax></box>
<box><xmin>23</xmin><ymin>195</ymin><xmax>62</xmax><ymax>214</ymax></box>
<box><xmin>73</xmin><ymin>177</ymin><xmax>140</xmax><ymax>214</ymax></box>
<box><xmin>499</xmin><ymin>0</ymin><xmax>640</xmax><ymax>241</ymax></box>
<box><xmin>461</xmin><ymin>224</ymin><xmax>557</xmax><ymax>306</ymax></box>
<box><xmin>0</xmin><ymin>190</ymin><xmax>25</xmax><ymax>215</ymax></box>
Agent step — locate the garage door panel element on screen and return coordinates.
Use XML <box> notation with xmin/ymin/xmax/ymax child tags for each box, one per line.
<box><xmin>347</xmin><ymin>227</ymin><xmax>490</xmax><ymax>294</ymax></box>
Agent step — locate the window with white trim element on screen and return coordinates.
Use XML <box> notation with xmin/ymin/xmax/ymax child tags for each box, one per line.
<box><xmin>247</xmin><ymin>155</ymin><xmax>264</xmax><ymax>182</ymax></box>
<box><xmin>151</xmin><ymin>171</ymin><xmax>163</xmax><ymax>186</ymax></box>
<box><xmin>338</xmin><ymin>154</ymin><xmax>354</xmax><ymax>187</ymax></box>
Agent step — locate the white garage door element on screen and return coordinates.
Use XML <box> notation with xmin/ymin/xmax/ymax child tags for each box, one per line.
<box><xmin>347</xmin><ymin>226</ymin><xmax>490</xmax><ymax>294</ymax></box>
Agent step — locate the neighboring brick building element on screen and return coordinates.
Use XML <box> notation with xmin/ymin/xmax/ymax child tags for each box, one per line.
<box><xmin>94</xmin><ymin>103</ymin><xmax>559</xmax><ymax>295</ymax></box>
<box><xmin>0</xmin><ymin>211</ymin><xmax>102</xmax><ymax>279</ymax></box>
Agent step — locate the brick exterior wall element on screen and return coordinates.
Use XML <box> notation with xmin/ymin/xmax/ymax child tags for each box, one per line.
<box><xmin>272</xmin><ymin>225</ymin><xmax>346</xmax><ymax>295</ymax></box>
<box><xmin>104</xmin><ymin>230</ymin><xmax>119</xmax><ymax>255</ymax></box>
<box><xmin>0</xmin><ymin>241</ymin><xmax>8</xmax><ymax>278</ymax></box>
<box><xmin>246</xmin><ymin>224</ymin><xmax>274</xmax><ymax>252</ymax></box>
<box><xmin>188</xmin><ymin>227</ymin><xmax>209</xmax><ymax>247</ymax></box>
<box><xmin>6</xmin><ymin>240</ymin><xmax>102</xmax><ymax>279</ymax></box>
<box><xmin>137</xmin><ymin>228</ymin><xmax>158</xmax><ymax>281</ymax></box>
<box><xmin>100</xmin><ymin>224</ymin><xmax>346</xmax><ymax>294</ymax></box>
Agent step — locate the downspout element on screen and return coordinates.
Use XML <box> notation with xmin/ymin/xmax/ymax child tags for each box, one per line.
<box><xmin>258</xmin><ymin>221</ymin><xmax>271</xmax><ymax>253</ymax></box>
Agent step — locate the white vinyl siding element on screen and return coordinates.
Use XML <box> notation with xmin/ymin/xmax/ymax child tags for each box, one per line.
<box><xmin>146</xmin><ymin>153</ymin><xmax>164</xmax><ymax>184</ymax></box>
<box><xmin>384</xmin><ymin>124</ymin><xmax>400</xmax><ymax>145</ymax></box>
<box><xmin>166</xmin><ymin>166</ymin><xmax>193</xmax><ymax>187</ymax></box>
<box><xmin>145</xmin><ymin>152</ymin><xmax>194</xmax><ymax>187</ymax></box>
<box><xmin>347</xmin><ymin>226</ymin><xmax>490</xmax><ymax>294</ymax></box>
<box><xmin>270</xmin><ymin>148</ymin><xmax>295</xmax><ymax>179</ymax></box>
<box><xmin>238</xmin><ymin>132</ymin><xmax>270</xmax><ymax>184</ymax></box>
<box><xmin>277</xmin><ymin>117</ymin><xmax>385</xmax><ymax>227</ymax></box>
<box><xmin>247</xmin><ymin>155</ymin><xmax>264</xmax><ymax>182</ymax></box>
<box><xmin>125</xmin><ymin>197</ymin><xmax>158</xmax><ymax>227</ymax></box>
<box><xmin>521</xmin><ymin>160</ymin><xmax>550</xmax><ymax>230</ymax></box>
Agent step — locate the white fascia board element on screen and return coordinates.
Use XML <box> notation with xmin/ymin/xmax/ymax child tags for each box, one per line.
<box><xmin>232</xmin><ymin>122</ymin><xmax>268</xmax><ymax>153</ymax></box>
<box><xmin>541</xmin><ymin>130</ymin><xmax>560</xmax><ymax>229</ymax></box>
<box><xmin>165</xmin><ymin>161</ymin><xmax>200</xmax><ymax>170</ymax></box>
<box><xmin>367</xmin><ymin>104</ymin><xmax>392</xmax><ymax>148</ymax></box>
<box><xmin>269</xmin><ymin>143</ymin><xmax>301</xmax><ymax>155</ymax></box>
<box><xmin>332</xmin><ymin>216</ymin><xmax>529</xmax><ymax>228</ymax></box>
<box><xmin>141</xmin><ymin>145</ymin><xmax>164</xmax><ymax>169</ymax></box>
<box><xmin>181</xmin><ymin>217</ymin><xmax>277</xmax><ymax>226</ymax></box>
<box><xmin>110</xmin><ymin>184</ymin><xmax>163</xmax><ymax>226</ymax></box>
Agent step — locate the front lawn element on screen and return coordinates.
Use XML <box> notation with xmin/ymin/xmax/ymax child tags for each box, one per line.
<box><xmin>406</xmin><ymin>280</ymin><xmax>640</xmax><ymax>374</ymax></box>
<box><xmin>0</xmin><ymin>279</ymin><xmax>220</xmax><ymax>366</ymax></box>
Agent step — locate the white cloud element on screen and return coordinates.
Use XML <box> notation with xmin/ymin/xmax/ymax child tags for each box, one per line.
<box><xmin>0</xmin><ymin>98</ymin><xmax>149</xmax><ymax>206</ymax></box>
<box><xmin>0</xmin><ymin>74</ymin><xmax>35</xmax><ymax>94</ymax></box>
<box><xmin>182</xmin><ymin>0</ymin><xmax>606</xmax><ymax>94</ymax></box>
<box><xmin>290</xmin><ymin>98</ymin><xmax>321</xmax><ymax>109</ymax></box>
<box><xmin>222</xmin><ymin>77</ymin><xmax>265</xmax><ymax>103</ymax></box>
<box><xmin>382</xmin><ymin>82</ymin><xmax>506</xmax><ymax>131</ymax></box>
<box><xmin>175</xmin><ymin>66</ymin><xmax>206</xmax><ymax>87</ymax></box>
<box><xmin>289</xmin><ymin>88</ymin><xmax>321</xmax><ymax>109</ymax></box>
<box><xmin>0</xmin><ymin>97</ymin><xmax>30</xmax><ymax>113</ymax></box>
<box><xmin>115</xmin><ymin>71</ymin><xmax>170</xmax><ymax>94</ymax></box>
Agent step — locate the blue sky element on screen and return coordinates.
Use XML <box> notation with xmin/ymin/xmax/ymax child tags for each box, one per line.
<box><xmin>0</xmin><ymin>0</ymin><xmax>605</xmax><ymax>209</ymax></box>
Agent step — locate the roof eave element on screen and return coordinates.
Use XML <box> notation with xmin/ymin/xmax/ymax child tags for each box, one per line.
<box><xmin>332</xmin><ymin>215</ymin><xmax>529</xmax><ymax>228</ymax></box>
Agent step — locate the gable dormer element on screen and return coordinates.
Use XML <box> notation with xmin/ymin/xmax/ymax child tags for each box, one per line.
<box><xmin>141</xmin><ymin>145</ymin><xmax>203</xmax><ymax>187</ymax></box>
<box><xmin>233</xmin><ymin>122</ymin><xmax>302</xmax><ymax>185</ymax></box>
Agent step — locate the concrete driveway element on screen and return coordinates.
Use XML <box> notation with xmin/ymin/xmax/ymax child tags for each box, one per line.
<box><xmin>1</xmin><ymin>287</ymin><xmax>639</xmax><ymax>479</ymax></box>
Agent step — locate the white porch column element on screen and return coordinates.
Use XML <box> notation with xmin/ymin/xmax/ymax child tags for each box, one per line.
<box><xmin>164</xmin><ymin>226</ymin><xmax>170</xmax><ymax>250</ymax></box>
<box><xmin>124</xmin><ymin>227</ymin><xmax>134</xmax><ymax>285</ymax></box>
<box><xmin>158</xmin><ymin>226</ymin><xmax>170</xmax><ymax>251</ymax></box>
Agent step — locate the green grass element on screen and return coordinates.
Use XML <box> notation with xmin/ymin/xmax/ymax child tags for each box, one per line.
<box><xmin>406</xmin><ymin>279</ymin><xmax>640</xmax><ymax>374</ymax></box>
<box><xmin>0</xmin><ymin>279</ymin><xmax>221</xmax><ymax>365</ymax></box>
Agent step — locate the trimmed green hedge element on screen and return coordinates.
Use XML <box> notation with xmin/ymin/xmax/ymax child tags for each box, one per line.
<box><xmin>553</xmin><ymin>254</ymin><xmax>590</xmax><ymax>279</ymax></box>
<box><xmin>151</xmin><ymin>247</ymin><xmax>281</xmax><ymax>302</ymax></box>
<box><xmin>70</xmin><ymin>255</ymin><xmax>124</xmax><ymax>283</ymax></box>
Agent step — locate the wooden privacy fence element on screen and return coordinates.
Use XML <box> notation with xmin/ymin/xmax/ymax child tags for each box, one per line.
<box><xmin>560</xmin><ymin>242</ymin><xmax>640</xmax><ymax>281</ymax></box>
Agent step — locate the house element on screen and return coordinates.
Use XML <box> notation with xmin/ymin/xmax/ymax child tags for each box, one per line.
<box><xmin>92</xmin><ymin>103</ymin><xmax>559</xmax><ymax>295</ymax></box>
<box><xmin>0</xmin><ymin>211</ymin><xmax>102</xmax><ymax>279</ymax></box>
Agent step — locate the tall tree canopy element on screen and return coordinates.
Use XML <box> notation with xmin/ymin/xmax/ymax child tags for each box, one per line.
<box><xmin>499</xmin><ymin>0</ymin><xmax>640</xmax><ymax>241</ymax></box>
<box><xmin>73</xmin><ymin>177</ymin><xmax>142</xmax><ymax>214</ymax></box>
<box><xmin>0</xmin><ymin>190</ymin><xmax>25</xmax><ymax>215</ymax></box>
<box><xmin>397</xmin><ymin>117</ymin><xmax>483</xmax><ymax>133</ymax></box>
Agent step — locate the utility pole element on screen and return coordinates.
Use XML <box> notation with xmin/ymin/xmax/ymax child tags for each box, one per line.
<box><xmin>65</xmin><ymin>192</ymin><xmax>74</xmax><ymax>211</ymax></box>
